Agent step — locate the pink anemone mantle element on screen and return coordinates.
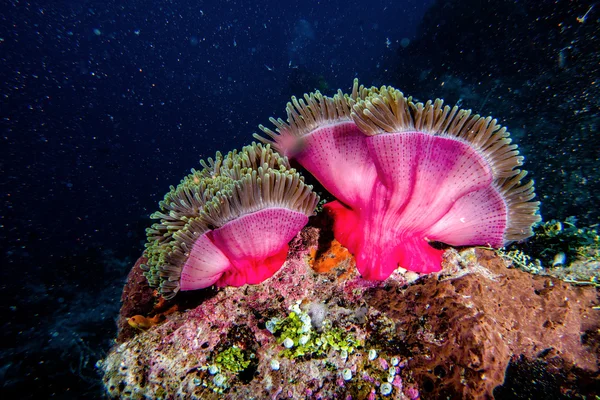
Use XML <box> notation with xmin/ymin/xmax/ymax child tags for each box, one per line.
<box><xmin>180</xmin><ymin>208</ymin><xmax>309</xmax><ymax>290</ymax></box>
<box><xmin>276</xmin><ymin>121</ymin><xmax>508</xmax><ymax>280</ymax></box>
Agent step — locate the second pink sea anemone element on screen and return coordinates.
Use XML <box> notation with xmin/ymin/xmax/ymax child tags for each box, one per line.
<box><xmin>141</xmin><ymin>143</ymin><xmax>319</xmax><ymax>299</ymax></box>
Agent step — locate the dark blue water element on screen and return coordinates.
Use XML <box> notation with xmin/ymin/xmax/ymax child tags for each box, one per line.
<box><xmin>1</xmin><ymin>0</ymin><xmax>598</xmax><ymax>398</ymax></box>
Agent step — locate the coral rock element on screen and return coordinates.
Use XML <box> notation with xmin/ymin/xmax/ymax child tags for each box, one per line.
<box><xmin>367</xmin><ymin>248</ymin><xmax>600</xmax><ymax>399</ymax></box>
<box><xmin>101</xmin><ymin>234</ymin><xmax>599</xmax><ymax>399</ymax></box>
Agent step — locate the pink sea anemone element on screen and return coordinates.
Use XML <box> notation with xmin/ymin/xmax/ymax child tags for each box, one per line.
<box><xmin>141</xmin><ymin>143</ymin><xmax>319</xmax><ymax>299</ymax></box>
<box><xmin>255</xmin><ymin>81</ymin><xmax>540</xmax><ymax>280</ymax></box>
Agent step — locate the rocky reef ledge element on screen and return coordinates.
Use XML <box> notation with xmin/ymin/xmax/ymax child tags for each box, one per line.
<box><xmin>99</xmin><ymin>226</ymin><xmax>599</xmax><ymax>399</ymax></box>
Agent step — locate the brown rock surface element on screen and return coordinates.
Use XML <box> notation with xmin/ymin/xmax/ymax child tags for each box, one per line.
<box><xmin>115</xmin><ymin>256</ymin><xmax>155</xmax><ymax>343</ymax></box>
<box><xmin>366</xmin><ymin>248</ymin><xmax>600</xmax><ymax>399</ymax></box>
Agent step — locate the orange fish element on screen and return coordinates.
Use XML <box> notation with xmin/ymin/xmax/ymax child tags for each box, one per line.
<box><xmin>127</xmin><ymin>314</ymin><xmax>164</xmax><ymax>330</ymax></box>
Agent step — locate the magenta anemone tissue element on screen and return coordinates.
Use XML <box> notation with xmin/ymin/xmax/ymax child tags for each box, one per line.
<box><xmin>255</xmin><ymin>80</ymin><xmax>540</xmax><ymax>281</ymax></box>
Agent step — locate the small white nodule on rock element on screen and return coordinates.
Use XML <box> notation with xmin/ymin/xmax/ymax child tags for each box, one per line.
<box><xmin>381</xmin><ymin>382</ymin><xmax>393</xmax><ymax>396</ymax></box>
<box><xmin>342</xmin><ymin>368</ymin><xmax>352</xmax><ymax>381</ymax></box>
<box><xmin>368</xmin><ymin>349</ymin><xmax>377</xmax><ymax>360</ymax></box>
<box><xmin>270</xmin><ymin>359</ymin><xmax>280</xmax><ymax>371</ymax></box>
<box><xmin>299</xmin><ymin>335</ymin><xmax>310</xmax><ymax>346</ymax></box>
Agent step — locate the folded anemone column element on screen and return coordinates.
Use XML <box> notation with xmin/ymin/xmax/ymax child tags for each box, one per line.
<box><xmin>141</xmin><ymin>143</ymin><xmax>319</xmax><ymax>299</ymax></box>
<box><xmin>255</xmin><ymin>81</ymin><xmax>540</xmax><ymax>281</ymax></box>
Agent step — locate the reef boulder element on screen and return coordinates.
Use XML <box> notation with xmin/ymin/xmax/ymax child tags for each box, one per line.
<box><xmin>100</xmin><ymin>226</ymin><xmax>599</xmax><ymax>399</ymax></box>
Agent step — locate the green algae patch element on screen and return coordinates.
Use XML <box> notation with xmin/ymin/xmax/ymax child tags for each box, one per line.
<box><xmin>214</xmin><ymin>345</ymin><xmax>251</xmax><ymax>373</ymax></box>
<box><xmin>269</xmin><ymin>305</ymin><xmax>361</xmax><ymax>359</ymax></box>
